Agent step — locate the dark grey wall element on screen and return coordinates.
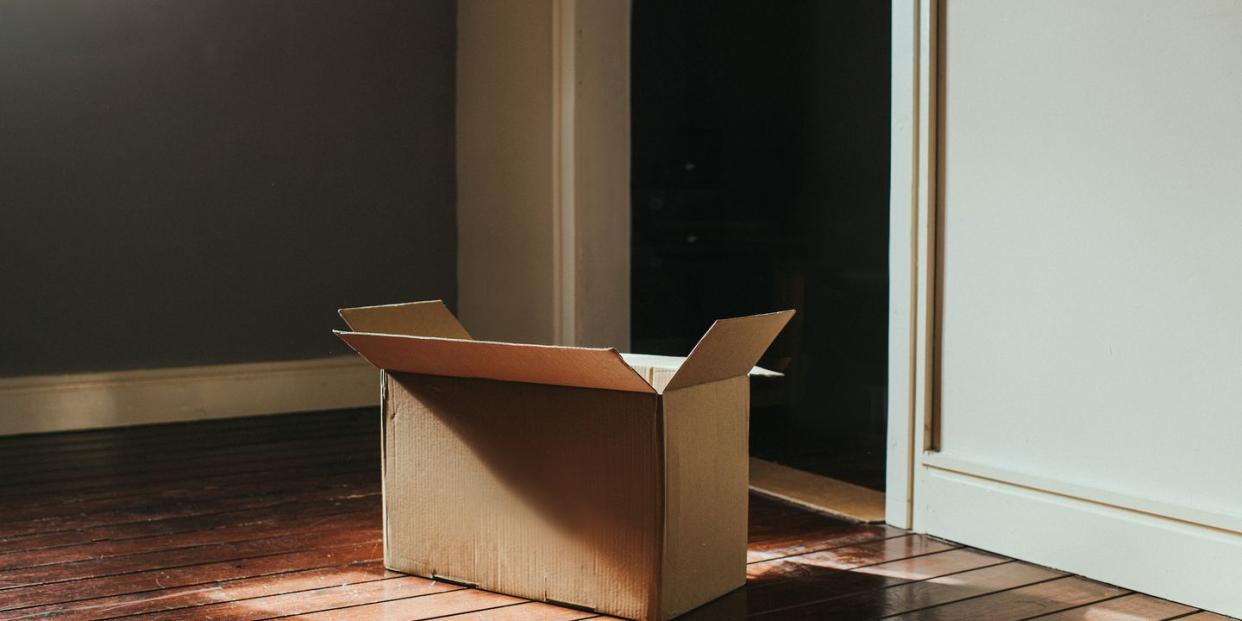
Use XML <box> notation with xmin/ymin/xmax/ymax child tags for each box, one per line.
<box><xmin>0</xmin><ymin>0</ymin><xmax>457</xmax><ymax>376</ymax></box>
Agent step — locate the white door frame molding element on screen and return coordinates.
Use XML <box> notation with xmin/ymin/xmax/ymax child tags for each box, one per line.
<box><xmin>885</xmin><ymin>0</ymin><xmax>938</xmax><ymax>530</ymax></box>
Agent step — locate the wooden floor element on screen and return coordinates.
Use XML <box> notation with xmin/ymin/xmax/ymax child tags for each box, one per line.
<box><xmin>0</xmin><ymin>410</ymin><xmax>1230</xmax><ymax>621</ymax></box>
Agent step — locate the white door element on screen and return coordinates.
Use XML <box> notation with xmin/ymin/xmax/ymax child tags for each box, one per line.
<box><xmin>893</xmin><ymin>0</ymin><xmax>1242</xmax><ymax>615</ymax></box>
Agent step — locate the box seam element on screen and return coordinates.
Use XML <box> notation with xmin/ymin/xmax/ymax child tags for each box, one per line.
<box><xmin>655</xmin><ymin>395</ymin><xmax>668</xmax><ymax>620</ymax></box>
<box><xmin>380</xmin><ymin>370</ymin><xmax>391</xmax><ymax>568</ymax></box>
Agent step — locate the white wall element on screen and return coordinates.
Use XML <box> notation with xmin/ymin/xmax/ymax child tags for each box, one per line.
<box><xmin>939</xmin><ymin>0</ymin><xmax>1242</xmax><ymax>533</ymax></box>
<box><xmin>456</xmin><ymin>0</ymin><xmax>557</xmax><ymax>344</ymax></box>
<box><xmin>456</xmin><ymin>0</ymin><xmax>630</xmax><ymax>348</ymax></box>
<box><xmin>919</xmin><ymin>0</ymin><xmax>1242</xmax><ymax>614</ymax></box>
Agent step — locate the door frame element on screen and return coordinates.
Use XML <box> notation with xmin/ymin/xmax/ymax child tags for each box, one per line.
<box><xmin>885</xmin><ymin>0</ymin><xmax>937</xmax><ymax>530</ymax></box>
<box><xmin>460</xmin><ymin>0</ymin><xmax>923</xmax><ymax>527</ymax></box>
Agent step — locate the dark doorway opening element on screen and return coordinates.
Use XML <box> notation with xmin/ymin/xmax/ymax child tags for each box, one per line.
<box><xmin>631</xmin><ymin>1</ymin><xmax>891</xmax><ymax>491</ymax></box>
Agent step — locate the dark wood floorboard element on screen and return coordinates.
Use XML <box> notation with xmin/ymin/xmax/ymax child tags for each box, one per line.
<box><xmin>0</xmin><ymin>410</ymin><xmax>1228</xmax><ymax>620</ymax></box>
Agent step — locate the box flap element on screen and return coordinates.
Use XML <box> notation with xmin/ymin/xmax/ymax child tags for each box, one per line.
<box><xmin>338</xmin><ymin>300</ymin><xmax>472</xmax><ymax>340</ymax></box>
<box><xmin>336</xmin><ymin>331</ymin><xmax>657</xmax><ymax>394</ymax></box>
<box><xmin>662</xmin><ymin>310</ymin><xmax>795</xmax><ymax>392</ymax></box>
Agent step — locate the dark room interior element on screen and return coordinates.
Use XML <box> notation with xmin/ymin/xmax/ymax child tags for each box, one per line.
<box><xmin>630</xmin><ymin>0</ymin><xmax>892</xmax><ymax>490</ymax></box>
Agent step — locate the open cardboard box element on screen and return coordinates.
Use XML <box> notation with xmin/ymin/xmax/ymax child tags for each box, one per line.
<box><xmin>335</xmin><ymin>300</ymin><xmax>793</xmax><ymax>620</ymax></box>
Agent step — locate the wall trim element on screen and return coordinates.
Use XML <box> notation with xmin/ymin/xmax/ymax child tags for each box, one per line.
<box><xmin>0</xmin><ymin>356</ymin><xmax>379</xmax><ymax>437</ymax></box>
<box><xmin>923</xmin><ymin>466</ymin><xmax>1242</xmax><ymax>617</ymax></box>
<box><xmin>924</xmin><ymin>452</ymin><xmax>1242</xmax><ymax>537</ymax></box>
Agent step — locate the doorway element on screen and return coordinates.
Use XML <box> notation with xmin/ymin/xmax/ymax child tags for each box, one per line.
<box><xmin>630</xmin><ymin>1</ymin><xmax>892</xmax><ymax>503</ymax></box>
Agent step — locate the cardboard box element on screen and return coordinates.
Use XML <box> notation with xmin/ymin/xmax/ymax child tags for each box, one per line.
<box><xmin>335</xmin><ymin>300</ymin><xmax>794</xmax><ymax>620</ymax></box>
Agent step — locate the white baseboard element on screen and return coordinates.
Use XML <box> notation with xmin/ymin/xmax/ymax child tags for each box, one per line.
<box><xmin>0</xmin><ymin>356</ymin><xmax>380</xmax><ymax>436</ymax></box>
<box><xmin>921</xmin><ymin>465</ymin><xmax>1242</xmax><ymax>618</ymax></box>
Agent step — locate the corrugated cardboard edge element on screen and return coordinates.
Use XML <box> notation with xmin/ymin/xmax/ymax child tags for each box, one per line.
<box><xmin>339</xmin><ymin>299</ymin><xmax>473</xmax><ymax>340</ymax></box>
<box><xmin>336</xmin><ymin>331</ymin><xmax>657</xmax><ymax>394</ymax></box>
<box><xmin>379</xmin><ymin>370</ymin><xmax>392</xmax><ymax>567</ymax></box>
<box><xmin>663</xmin><ymin>310</ymin><xmax>796</xmax><ymax>392</ymax></box>
<box><xmin>652</xmin><ymin>396</ymin><xmax>669</xmax><ymax>621</ymax></box>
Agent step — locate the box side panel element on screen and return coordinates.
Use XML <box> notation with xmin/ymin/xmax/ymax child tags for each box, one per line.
<box><xmin>384</xmin><ymin>374</ymin><xmax>663</xmax><ymax>620</ymax></box>
<box><xmin>659</xmin><ymin>376</ymin><xmax>749</xmax><ymax>619</ymax></box>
